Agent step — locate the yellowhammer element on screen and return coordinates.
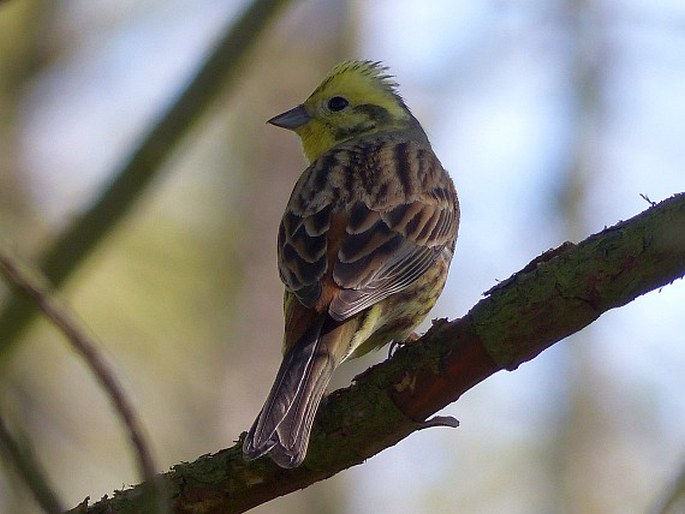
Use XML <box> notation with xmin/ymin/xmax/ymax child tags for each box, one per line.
<box><xmin>243</xmin><ymin>60</ymin><xmax>460</xmax><ymax>468</ymax></box>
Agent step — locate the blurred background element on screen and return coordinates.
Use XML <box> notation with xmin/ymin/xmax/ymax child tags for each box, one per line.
<box><xmin>1</xmin><ymin>0</ymin><xmax>684</xmax><ymax>512</ymax></box>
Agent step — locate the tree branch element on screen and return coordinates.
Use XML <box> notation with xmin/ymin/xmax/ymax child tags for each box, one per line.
<box><xmin>70</xmin><ymin>193</ymin><xmax>685</xmax><ymax>514</ymax></box>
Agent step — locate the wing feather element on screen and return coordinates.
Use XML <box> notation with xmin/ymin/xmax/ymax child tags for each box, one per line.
<box><xmin>277</xmin><ymin>138</ymin><xmax>458</xmax><ymax>322</ymax></box>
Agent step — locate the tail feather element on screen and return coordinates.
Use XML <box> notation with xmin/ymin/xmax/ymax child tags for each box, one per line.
<box><xmin>243</xmin><ymin>316</ymin><xmax>337</xmax><ymax>468</ymax></box>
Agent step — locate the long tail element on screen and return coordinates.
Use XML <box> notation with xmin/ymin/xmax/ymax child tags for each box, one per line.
<box><xmin>243</xmin><ymin>316</ymin><xmax>342</xmax><ymax>468</ymax></box>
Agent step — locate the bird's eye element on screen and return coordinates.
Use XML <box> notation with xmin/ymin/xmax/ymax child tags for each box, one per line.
<box><xmin>327</xmin><ymin>96</ymin><xmax>349</xmax><ymax>112</ymax></box>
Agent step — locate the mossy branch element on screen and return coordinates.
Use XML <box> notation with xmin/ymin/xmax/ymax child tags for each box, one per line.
<box><xmin>68</xmin><ymin>193</ymin><xmax>685</xmax><ymax>513</ymax></box>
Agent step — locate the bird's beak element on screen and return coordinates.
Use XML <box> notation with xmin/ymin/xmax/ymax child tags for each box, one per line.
<box><xmin>267</xmin><ymin>104</ymin><xmax>311</xmax><ymax>130</ymax></box>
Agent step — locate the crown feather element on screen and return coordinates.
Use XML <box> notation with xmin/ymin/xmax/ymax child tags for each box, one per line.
<box><xmin>329</xmin><ymin>60</ymin><xmax>399</xmax><ymax>94</ymax></box>
<box><xmin>313</xmin><ymin>60</ymin><xmax>404</xmax><ymax>103</ymax></box>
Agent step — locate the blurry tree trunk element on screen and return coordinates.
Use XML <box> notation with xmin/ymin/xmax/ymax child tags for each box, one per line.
<box><xmin>0</xmin><ymin>1</ymin><xmax>54</xmax><ymax>251</ymax></box>
<box><xmin>0</xmin><ymin>2</ymin><xmax>58</xmax><ymax>511</ymax></box>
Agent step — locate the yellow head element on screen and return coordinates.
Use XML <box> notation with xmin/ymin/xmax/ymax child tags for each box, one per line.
<box><xmin>268</xmin><ymin>60</ymin><xmax>418</xmax><ymax>163</ymax></box>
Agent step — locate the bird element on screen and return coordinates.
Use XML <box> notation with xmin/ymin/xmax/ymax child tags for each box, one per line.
<box><xmin>242</xmin><ymin>60</ymin><xmax>460</xmax><ymax>468</ymax></box>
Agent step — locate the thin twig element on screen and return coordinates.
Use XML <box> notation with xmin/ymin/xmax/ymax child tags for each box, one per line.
<box><xmin>0</xmin><ymin>413</ymin><xmax>65</xmax><ymax>514</ymax></box>
<box><xmin>0</xmin><ymin>247</ymin><xmax>166</xmax><ymax>513</ymax></box>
